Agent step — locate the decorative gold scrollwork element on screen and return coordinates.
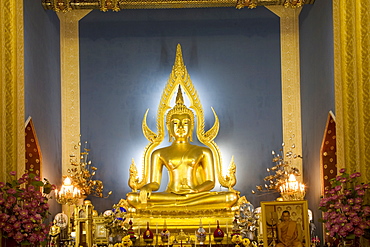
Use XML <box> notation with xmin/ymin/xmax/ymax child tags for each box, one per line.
<box><xmin>52</xmin><ymin>0</ymin><xmax>72</xmax><ymax>12</ymax></box>
<box><xmin>100</xmin><ymin>0</ymin><xmax>121</xmax><ymax>12</ymax></box>
<box><xmin>42</xmin><ymin>0</ymin><xmax>314</xmax><ymax>12</ymax></box>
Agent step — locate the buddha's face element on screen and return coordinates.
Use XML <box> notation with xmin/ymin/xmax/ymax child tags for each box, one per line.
<box><xmin>170</xmin><ymin>113</ymin><xmax>192</xmax><ymax>140</ymax></box>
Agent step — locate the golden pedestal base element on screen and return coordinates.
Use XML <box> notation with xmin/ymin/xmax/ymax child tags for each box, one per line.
<box><xmin>128</xmin><ymin>210</ymin><xmax>237</xmax><ymax>246</ymax></box>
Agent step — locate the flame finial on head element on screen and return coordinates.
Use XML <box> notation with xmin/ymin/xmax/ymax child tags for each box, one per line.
<box><xmin>175</xmin><ymin>85</ymin><xmax>184</xmax><ymax>105</ymax></box>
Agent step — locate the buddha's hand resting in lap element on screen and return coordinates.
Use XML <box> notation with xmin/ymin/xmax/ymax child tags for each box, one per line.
<box><xmin>139</xmin><ymin>185</ymin><xmax>152</xmax><ymax>203</ymax></box>
<box><xmin>174</xmin><ymin>188</ymin><xmax>198</xmax><ymax>195</ymax></box>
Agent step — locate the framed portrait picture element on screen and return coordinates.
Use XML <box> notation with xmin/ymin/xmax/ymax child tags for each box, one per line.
<box><xmin>96</xmin><ymin>224</ymin><xmax>107</xmax><ymax>238</ymax></box>
<box><xmin>94</xmin><ymin>217</ymin><xmax>108</xmax><ymax>244</ymax></box>
<box><xmin>260</xmin><ymin>200</ymin><xmax>310</xmax><ymax>247</ymax></box>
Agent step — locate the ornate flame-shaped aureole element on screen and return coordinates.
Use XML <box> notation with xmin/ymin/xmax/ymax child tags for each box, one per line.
<box><xmin>129</xmin><ymin>44</ymin><xmax>236</xmax><ymax>191</ymax></box>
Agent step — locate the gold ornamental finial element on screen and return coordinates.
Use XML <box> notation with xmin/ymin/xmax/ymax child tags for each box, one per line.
<box><xmin>174</xmin><ymin>44</ymin><xmax>185</xmax><ymax>77</ymax></box>
<box><xmin>175</xmin><ymin>85</ymin><xmax>184</xmax><ymax>105</ymax></box>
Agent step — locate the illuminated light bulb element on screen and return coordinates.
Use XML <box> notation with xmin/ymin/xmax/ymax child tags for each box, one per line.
<box><xmin>288</xmin><ymin>174</ymin><xmax>296</xmax><ymax>182</ymax></box>
<box><xmin>64</xmin><ymin>177</ymin><xmax>72</xmax><ymax>186</ymax></box>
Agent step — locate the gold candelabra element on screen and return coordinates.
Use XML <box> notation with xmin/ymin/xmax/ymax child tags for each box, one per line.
<box><xmin>55</xmin><ymin>177</ymin><xmax>81</xmax><ymax>205</ymax></box>
<box><xmin>55</xmin><ymin>176</ymin><xmax>82</xmax><ymax>238</ymax></box>
<box><xmin>279</xmin><ymin>174</ymin><xmax>305</xmax><ymax>201</ymax></box>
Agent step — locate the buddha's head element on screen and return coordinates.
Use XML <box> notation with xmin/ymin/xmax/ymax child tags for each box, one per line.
<box><xmin>166</xmin><ymin>86</ymin><xmax>194</xmax><ymax>142</ymax></box>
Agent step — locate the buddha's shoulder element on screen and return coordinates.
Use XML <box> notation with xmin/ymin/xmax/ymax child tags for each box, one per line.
<box><xmin>152</xmin><ymin>146</ymin><xmax>173</xmax><ymax>156</ymax></box>
<box><xmin>153</xmin><ymin>144</ymin><xmax>211</xmax><ymax>154</ymax></box>
<box><xmin>188</xmin><ymin>144</ymin><xmax>212</xmax><ymax>155</ymax></box>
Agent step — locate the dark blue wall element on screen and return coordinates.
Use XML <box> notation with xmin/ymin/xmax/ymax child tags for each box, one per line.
<box><xmin>79</xmin><ymin>7</ymin><xmax>283</xmax><ymax>212</ymax></box>
<box><xmin>300</xmin><ymin>0</ymin><xmax>334</xmax><ymax>243</ymax></box>
<box><xmin>24</xmin><ymin>0</ymin><xmax>61</xmax><ymax>219</ymax></box>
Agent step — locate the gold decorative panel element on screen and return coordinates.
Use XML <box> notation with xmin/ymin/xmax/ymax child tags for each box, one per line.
<box><xmin>0</xmin><ymin>0</ymin><xmax>25</xmax><ymax>182</ymax></box>
<box><xmin>42</xmin><ymin>0</ymin><xmax>315</xmax><ymax>12</ymax></box>
<box><xmin>333</xmin><ymin>0</ymin><xmax>370</xmax><ymax>183</ymax></box>
<box><xmin>57</xmin><ymin>10</ymin><xmax>91</xmax><ymax>175</ymax></box>
<box><xmin>266</xmin><ymin>6</ymin><xmax>303</xmax><ymax>179</ymax></box>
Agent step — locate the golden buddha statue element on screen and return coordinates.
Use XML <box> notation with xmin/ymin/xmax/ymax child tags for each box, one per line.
<box><xmin>126</xmin><ymin>44</ymin><xmax>241</xmax><ymax>214</ymax></box>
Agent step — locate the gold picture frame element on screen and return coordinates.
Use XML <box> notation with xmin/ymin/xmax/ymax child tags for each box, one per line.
<box><xmin>94</xmin><ymin>217</ymin><xmax>109</xmax><ymax>245</ymax></box>
<box><xmin>96</xmin><ymin>224</ymin><xmax>107</xmax><ymax>239</ymax></box>
<box><xmin>260</xmin><ymin>200</ymin><xmax>310</xmax><ymax>247</ymax></box>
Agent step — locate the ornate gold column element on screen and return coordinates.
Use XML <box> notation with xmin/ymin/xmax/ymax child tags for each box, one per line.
<box><xmin>333</xmin><ymin>0</ymin><xmax>370</xmax><ymax>182</ymax></box>
<box><xmin>56</xmin><ymin>10</ymin><xmax>91</xmax><ymax>175</ymax></box>
<box><xmin>0</xmin><ymin>0</ymin><xmax>25</xmax><ymax>182</ymax></box>
<box><xmin>266</xmin><ymin>6</ymin><xmax>303</xmax><ymax>178</ymax></box>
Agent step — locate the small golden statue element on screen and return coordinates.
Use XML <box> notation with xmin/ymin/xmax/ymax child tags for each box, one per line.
<box><xmin>126</xmin><ymin>44</ymin><xmax>240</xmax><ymax>213</ymax></box>
<box><xmin>49</xmin><ymin>220</ymin><xmax>61</xmax><ymax>247</ymax></box>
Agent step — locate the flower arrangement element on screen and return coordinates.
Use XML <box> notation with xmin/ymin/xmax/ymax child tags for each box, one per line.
<box><xmin>0</xmin><ymin>171</ymin><xmax>55</xmax><ymax>245</ymax></box>
<box><xmin>103</xmin><ymin>200</ymin><xmax>128</xmax><ymax>237</ymax></box>
<box><xmin>319</xmin><ymin>168</ymin><xmax>370</xmax><ymax>240</ymax></box>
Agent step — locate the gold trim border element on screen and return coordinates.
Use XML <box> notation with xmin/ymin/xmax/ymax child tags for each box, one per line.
<box><xmin>42</xmin><ymin>0</ymin><xmax>315</xmax><ymax>12</ymax></box>
<box><xmin>0</xmin><ymin>0</ymin><xmax>25</xmax><ymax>182</ymax></box>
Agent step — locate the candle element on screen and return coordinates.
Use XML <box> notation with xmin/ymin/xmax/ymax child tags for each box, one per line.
<box><xmin>195</xmin><ymin>231</ymin><xmax>197</xmax><ymax>247</ymax></box>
